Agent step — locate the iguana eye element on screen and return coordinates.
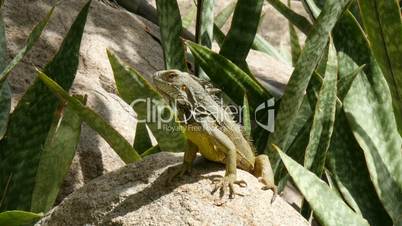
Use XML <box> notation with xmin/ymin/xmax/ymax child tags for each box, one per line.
<box><xmin>181</xmin><ymin>85</ymin><xmax>187</xmax><ymax>91</ymax></box>
<box><xmin>167</xmin><ymin>72</ymin><xmax>176</xmax><ymax>79</ymax></box>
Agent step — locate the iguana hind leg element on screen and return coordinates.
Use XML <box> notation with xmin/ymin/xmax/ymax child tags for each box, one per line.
<box><xmin>253</xmin><ymin>154</ymin><xmax>277</xmax><ymax>202</ymax></box>
<box><xmin>167</xmin><ymin>141</ymin><xmax>198</xmax><ymax>183</ymax></box>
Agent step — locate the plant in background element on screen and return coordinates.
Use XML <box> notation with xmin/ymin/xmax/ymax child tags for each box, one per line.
<box><xmin>0</xmin><ymin>1</ymin><xmax>94</xmax><ymax>224</ymax></box>
<box><xmin>1</xmin><ymin>0</ymin><xmax>402</xmax><ymax>225</ymax></box>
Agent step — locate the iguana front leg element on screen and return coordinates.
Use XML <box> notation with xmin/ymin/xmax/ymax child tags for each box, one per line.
<box><xmin>167</xmin><ymin>141</ymin><xmax>198</xmax><ymax>183</ymax></box>
<box><xmin>200</xmin><ymin>120</ymin><xmax>244</xmax><ymax>199</ymax></box>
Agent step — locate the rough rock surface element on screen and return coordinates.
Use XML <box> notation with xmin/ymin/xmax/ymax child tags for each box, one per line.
<box><xmin>3</xmin><ymin>0</ymin><xmax>164</xmax><ymax>200</ymax></box>
<box><xmin>36</xmin><ymin>152</ymin><xmax>309</xmax><ymax>226</ymax></box>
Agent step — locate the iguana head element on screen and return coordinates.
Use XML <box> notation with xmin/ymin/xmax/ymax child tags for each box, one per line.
<box><xmin>153</xmin><ymin>69</ymin><xmax>205</xmax><ymax>104</ymax></box>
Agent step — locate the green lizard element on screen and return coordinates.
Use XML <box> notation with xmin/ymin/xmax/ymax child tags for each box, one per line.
<box><xmin>153</xmin><ymin>69</ymin><xmax>276</xmax><ymax>200</ymax></box>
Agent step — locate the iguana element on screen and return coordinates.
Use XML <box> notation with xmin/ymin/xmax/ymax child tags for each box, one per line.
<box><xmin>153</xmin><ymin>69</ymin><xmax>277</xmax><ymax>200</ymax></box>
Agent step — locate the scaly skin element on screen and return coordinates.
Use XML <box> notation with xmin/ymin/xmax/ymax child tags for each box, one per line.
<box><xmin>153</xmin><ymin>69</ymin><xmax>276</xmax><ymax>200</ymax></box>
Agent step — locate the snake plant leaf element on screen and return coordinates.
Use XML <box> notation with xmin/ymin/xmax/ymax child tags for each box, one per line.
<box><xmin>252</xmin><ymin>34</ymin><xmax>290</xmax><ymax>65</ymax></box>
<box><xmin>195</xmin><ymin>0</ymin><xmax>214</xmax><ymax>78</ymax></box>
<box><xmin>301</xmin><ymin>0</ymin><xmax>321</xmax><ymax>20</ymax></box>
<box><xmin>0</xmin><ymin>5</ymin><xmax>8</xmax><ymax>140</ymax></box>
<box><xmin>300</xmin><ymin>51</ymin><xmax>337</xmax><ymax>219</ymax></box>
<box><xmin>327</xmin><ymin>111</ymin><xmax>392</xmax><ymax>226</ymax></box>
<box><xmin>337</xmin><ymin>65</ymin><xmax>364</xmax><ymax>101</ymax></box>
<box><xmin>141</xmin><ymin>144</ymin><xmax>162</xmax><ymax>158</ymax></box>
<box><xmin>267</xmin><ymin>0</ymin><xmax>351</xmax><ymax>163</ymax></box>
<box><xmin>36</xmin><ymin>70</ymin><xmax>141</xmax><ymax>163</ymax></box>
<box><xmin>107</xmin><ymin>50</ymin><xmax>187</xmax><ymax>153</ymax></box>
<box><xmin>219</xmin><ymin>0</ymin><xmax>263</xmax><ymax>71</ymax></box>
<box><xmin>156</xmin><ymin>0</ymin><xmax>187</xmax><ymax>71</ymax></box>
<box><xmin>182</xmin><ymin>2</ymin><xmax>196</xmax><ymax>29</ymax></box>
<box><xmin>0</xmin><ymin>82</ymin><xmax>10</xmax><ymax>139</ymax></box>
<box><xmin>134</xmin><ymin>122</ymin><xmax>153</xmax><ymax>154</ymax></box>
<box><xmin>214</xmin><ymin>1</ymin><xmax>236</xmax><ymax>29</ymax></box>
<box><xmin>214</xmin><ymin>23</ymin><xmax>288</xmax><ymax>65</ymax></box>
<box><xmin>213</xmin><ymin>24</ymin><xmax>225</xmax><ymax>47</ymax></box>
<box><xmin>196</xmin><ymin>0</ymin><xmax>214</xmax><ymax>49</ymax></box>
<box><xmin>304</xmin><ymin>41</ymin><xmax>337</xmax><ymax>176</ymax></box>
<box><xmin>357</xmin><ymin>0</ymin><xmax>402</xmax><ymax>137</ymax></box>
<box><xmin>275</xmin><ymin>111</ymin><xmax>312</xmax><ymax>189</ymax></box>
<box><xmin>0</xmin><ymin>210</ymin><xmax>42</xmax><ymax>226</ymax></box>
<box><xmin>333</xmin><ymin>11</ymin><xmax>402</xmax><ymax>224</ymax></box>
<box><xmin>266</xmin><ymin>0</ymin><xmax>312</xmax><ymax>35</ymax></box>
<box><xmin>242</xmin><ymin>94</ymin><xmax>251</xmax><ymax>139</ymax></box>
<box><xmin>288</xmin><ymin>0</ymin><xmax>302</xmax><ymax>66</ymax></box>
<box><xmin>275</xmin><ymin>146</ymin><xmax>370</xmax><ymax>226</ymax></box>
<box><xmin>31</xmin><ymin>100</ymin><xmax>83</xmax><ymax>213</ymax></box>
<box><xmin>212</xmin><ymin>2</ymin><xmax>235</xmax><ymax>48</ymax></box>
<box><xmin>0</xmin><ymin>7</ymin><xmax>53</xmax><ymax>84</ymax></box>
<box><xmin>0</xmin><ymin>1</ymin><xmax>90</xmax><ymax>211</ymax></box>
<box><xmin>187</xmin><ymin>41</ymin><xmax>271</xmax><ymax>108</ymax></box>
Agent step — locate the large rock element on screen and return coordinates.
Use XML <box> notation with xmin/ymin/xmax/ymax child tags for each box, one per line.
<box><xmin>4</xmin><ymin>0</ymin><xmax>164</xmax><ymax>200</ymax></box>
<box><xmin>36</xmin><ymin>152</ymin><xmax>309</xmax><ymax>226</ymax></box>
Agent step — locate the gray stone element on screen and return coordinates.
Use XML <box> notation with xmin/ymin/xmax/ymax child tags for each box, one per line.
<box><xmin>36</xmin><ymin>152</ymin><xmax>309</xmax><ymax>226</ymax></box>
<box><xmin>3</xmin><ymin>0</ymin><xmax>164</xmax><ymax>201</ymax></box>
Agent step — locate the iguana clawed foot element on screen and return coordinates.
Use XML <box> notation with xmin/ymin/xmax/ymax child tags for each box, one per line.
<box><xmin>167</xmin><ymin>163</ymin><xmax>192</xmax><ymax>184</ymax></box>
<box><xmin>258</xmin><ymin>177</ymin><xmax>278</xmax><ymax>203</ymax></box>
<box><xmin>211</xmin><ymin>174</ymin><xmax>247</xmax><ymax>199</ymax></box>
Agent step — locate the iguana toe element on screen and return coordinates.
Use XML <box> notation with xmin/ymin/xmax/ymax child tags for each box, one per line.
<box><xmin>166</xmin><ymin>163</ymin><xmax>192</xmax><ymax>184</ymax></box>
<box><xmin>258</xmin><ymin>177</ymin><xmax>278</xmax><ymax>203</ymax></box>
<box><xmin>211</xmin><ymin>174</ymin><xmax>244</xmax><ymax>199</ymax></box>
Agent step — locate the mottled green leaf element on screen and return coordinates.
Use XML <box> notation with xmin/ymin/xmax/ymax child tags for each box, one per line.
<box><xmin>141</xmin><ymin>145</ymin><xmax>162</xmax><ymax>157</ymax></box>
<box><xmin>275</xmin><ymin>146</ymin><xmax>370</xmax><ymax>226</ymax></box>
<box><xmin>0</xmin><ymin>210</ymin><xmax>42</xmax><ymax>226</ymax></box>
<box><xmin>182</xmin><ymin>2</ymin><xmax>196</xmax><ymax>29</ymax></box>
<box><xmin>0</xmin><ymin>2</ymin><xmax>90</xmax><ymax>211</ymax></box>
<box><xmin>333</xmin><ymin>11</ymin><xmax>402</xmax><ymax>225</ymax></box>
<box><xmin>214</xmin><ymin>23</ymin><xmax>288</xmax><ymax>64</ymax></box>
<box><xmin>304</xmin><ymin>41</ymin><xmax>337</xmax><ymax>176</ymax></box>
<box><xmin>195</xmin><ymin>0</ymin><xmax>214</xmax><ymax>78</ymax></box>
<box><xmin>0</xmin><ymin>7</ymin><xmax>53</xmax><ymax>84</ymax></box>
<box><xmin>31</xmin><ymin>100</ymin><xmax>83</xmax><ymax>213</ymax></box>
<box><xmin>242</xmin><ymin>94</ymin><xmax>251</xmax><ymax>138</ymax></box>
<box><xmin>187</xmin><ymin>41</ymin><xmax>271</xmax><ymax>108</ymax></box>
<box><xmin>107</xmin><ymin>50</ymin><xmax>187</xmax><ymax>153</ymax></box>
<box><xmin>213</xmin><ymin>2</ymin><xmax>235</xmax><ymax>47</ymax></box>
<box><xmin>36</xmin><ymin>70</ymin><xmax>141</xmax><ymax>163</ymax></box>
<box><xmin>219</xmin><ymin>0</ymin><xmax>263</xmax><ymax>70</ymax></box>
<box><xmin>0</xmin><ymin>5</ymin><xmax>8</xmax><ymax>140</ymax></box>
<box><xmin>134</xmin><ymin>122</ymin><xmax>153</xmax><ymax>154</ymax></box>
<box><xmin>266</xmin><ymin>0</ymin><xmax>312</xmax><ymax>35</ymax></box>
<box><xmin>156</xmin><ymin>0</ymin><xmax>187</xmax><ymax>71</ymax></box>
<box><xmin>288</xmin><ymin>0</ymin><xmax>302</xmax><ymax>66</ymax></box>
<box><xmin>357</xmin><ymin>0</ymin><xmax>402</xmax><ymax>137</ymax></box>
<box><xmin>0</xmin><ymin>82</ymin><xmax>10</xmax><ymax>139</ymax></box>
<box><xmin>252</xmin><ymin>34</ymin><xmax>290</xmax><ymax>64</ymax></box>
<box><xmin>268</xmin><ymin>0</ymin><xmax>351</xmax><ymax>163</ymax></box>
<box><xmin>328</xmin><ymin>111</ymin><xmax>392</xmax><ymax>226</ymax></box>
<box><xmin>301</xmin><ymin>0</ymin><xmax>321</xmax><ymax>20</ymax></box>
<box><xmin>214</xmin><ymin>1</ymin><xmax>236</xmax><ymax>28</ymax></box>
<box><xmin>337</xmin><ymin>65</ymin><xmax>364</xmax><ymax>101</ymax></box>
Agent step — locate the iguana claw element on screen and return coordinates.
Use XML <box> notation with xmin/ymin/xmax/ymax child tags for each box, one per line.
<box><xmin>167</xmin><ymin>163</ymin><xmax>192</xmax><ymax>184</ymax></box>
<box><xmin>211</xmin><ymin>174</ymin><xmax>246</xmax><ymax>199</ymax></box>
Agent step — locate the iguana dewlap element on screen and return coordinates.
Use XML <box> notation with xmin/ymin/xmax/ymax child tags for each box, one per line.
<box><xmin>153</xmin><ymin>69</ymin><xmax>276</xmax><ymax>199</ymax></box>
